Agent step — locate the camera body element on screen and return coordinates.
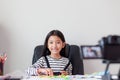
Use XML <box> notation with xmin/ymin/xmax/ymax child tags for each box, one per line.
<box><xmin>99</xmin><ymin>35</ymin><xmax>120</xmax><ymax>62</ymax></box>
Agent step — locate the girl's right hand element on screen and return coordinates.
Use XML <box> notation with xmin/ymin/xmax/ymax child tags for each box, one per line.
<box><xmin>37</xmin><ymin>68</ymin><xmax>53</xmax><ymax>76</ymax></box>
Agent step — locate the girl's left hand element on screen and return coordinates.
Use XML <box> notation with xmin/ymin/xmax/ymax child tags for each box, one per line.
<box><xmin>60</xmin><ymin>71</ymin><xmax>68</xmax><ymax>75</ymax></box>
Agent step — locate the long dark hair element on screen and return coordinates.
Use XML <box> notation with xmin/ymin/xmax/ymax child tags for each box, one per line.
<box><xmin>42</xmin><ymin>30</ymin><xmax>66</xmax><ymax>57</ymax></box>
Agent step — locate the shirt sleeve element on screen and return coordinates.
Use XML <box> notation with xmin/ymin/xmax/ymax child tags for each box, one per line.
<box><xmin>64</xmin><ymin>58</ymin><xmax>72</xmax><ymax>75</ymax></box>
<box><xmin>25</xmin><ymin>57</ymin><xmax>45</xmax><ymax>76</ymax></box>
<box><xmin>67</xmin><ymin>62</ymin><xmax>72</xmax><ymax>75</ymax></box>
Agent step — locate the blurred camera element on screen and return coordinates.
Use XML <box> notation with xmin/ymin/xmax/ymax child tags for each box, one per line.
<box><xmin>99</xmin><ymin>35</ymin><xmax>120</xmax><ymax>63</ymax></box>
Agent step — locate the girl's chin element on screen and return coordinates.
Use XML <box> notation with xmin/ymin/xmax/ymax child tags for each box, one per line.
<box><xmin>51</xmin><ymin>52</ymin><xmax>59</xmax><ymax>54</ymax></box>
<box><xmin>51</xmin><ymin>52</ymin><xmax>58</xmax><ymax>54</ymax></box>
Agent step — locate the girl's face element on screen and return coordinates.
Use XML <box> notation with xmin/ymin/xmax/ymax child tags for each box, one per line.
<box><xmin>47</xmin><ymin>35</ymin><xmax>65</xmax><ymax>55</ymax></box>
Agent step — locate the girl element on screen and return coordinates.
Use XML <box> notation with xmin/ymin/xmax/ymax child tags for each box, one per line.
<box><xmin>26</xmin><ymin>30</ymin><xmax>72</xmax><ymax>76</ymax></box>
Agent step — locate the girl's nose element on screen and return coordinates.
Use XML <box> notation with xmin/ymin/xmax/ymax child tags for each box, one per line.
<box><xmin>52</xmin><ymin>43</ymin><xmax>57</xmax><ymax>47</ymax></box>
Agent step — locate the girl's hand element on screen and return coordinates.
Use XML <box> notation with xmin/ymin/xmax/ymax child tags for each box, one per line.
<box><xmin>37</xmin><ymin>68</ymin><xmax>53</xmax><ymax>76</ymax></box>
<box><xmin>60</xmin><ymin>71</ymin><xmax>68</xmax><ymax>75</ymax></box>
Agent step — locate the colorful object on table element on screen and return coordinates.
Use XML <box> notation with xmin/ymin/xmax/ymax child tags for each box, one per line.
<box><xmin>0</xmin><ymin>53</ymin><xmax>7</xmax><ymax>64</ymax></box>
<box><xmin>0</xmin><ymin>53</ymin><xmax>7</xmax><ymax>75</ymax></box>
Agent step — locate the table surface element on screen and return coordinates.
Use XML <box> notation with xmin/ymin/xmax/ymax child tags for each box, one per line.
<box><xmin>21</xmin><ymin>75</ymin><xmax>102</xmax><ymax>80</ymax></box>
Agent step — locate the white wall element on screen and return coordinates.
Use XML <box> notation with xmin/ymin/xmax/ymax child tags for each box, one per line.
<box><xmin>0</xmin><ymin>0</ymin><xmax>120</xmax><ymax>75</ymax></box>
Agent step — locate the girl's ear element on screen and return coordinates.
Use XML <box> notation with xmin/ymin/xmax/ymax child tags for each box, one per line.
<box><xmin>62</xmin><ymin>42</ymin><xmax>66</xmax><ymax>48</ymax></box>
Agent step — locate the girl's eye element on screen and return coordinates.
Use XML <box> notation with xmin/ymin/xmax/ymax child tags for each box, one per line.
<box><xmin>48</xmin><ymin>41</ymin><xmax>61</xmax><ymax>44</ymax></box>
<box><xmin>49</xmin><ymin>42</ymin><xmax>53</xmax><ymax>44</ymax></box>
<box><xmin>57</xmin><ymin>42</ymin><xmax>60</xmax><ymax>44</ymax></box>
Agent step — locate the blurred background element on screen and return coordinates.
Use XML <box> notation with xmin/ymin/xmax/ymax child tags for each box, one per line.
<box><xmin>0</xmin><ymin>0</ymin><xmax>120</xmax><ymax>75</ymax></box>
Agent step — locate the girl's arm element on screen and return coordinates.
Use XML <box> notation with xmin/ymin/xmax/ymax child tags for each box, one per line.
<box><xmin>25</xmin><ymin>57</ymin><xmax>44</xmax><ymax>76</ymax></box>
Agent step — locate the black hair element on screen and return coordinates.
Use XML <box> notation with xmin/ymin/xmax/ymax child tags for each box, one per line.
<box><xmin>42</xmin><ymin>30</ymin><xmax>66</xmax><ymax>57</ymax></box>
